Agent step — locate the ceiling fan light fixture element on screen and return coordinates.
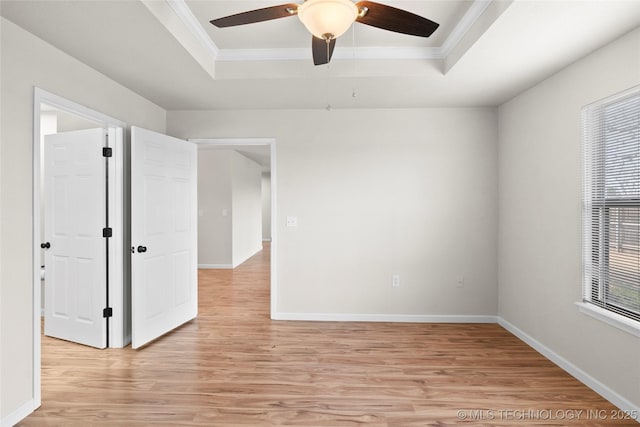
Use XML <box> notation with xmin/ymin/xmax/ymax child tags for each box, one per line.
<box><xmin>297</xmin><ymin>0</ymin><xmax>358</xmax><ymax>40</ymax></box>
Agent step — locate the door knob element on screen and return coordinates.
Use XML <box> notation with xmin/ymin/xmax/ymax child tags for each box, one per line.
<box><xmin>41</xmin><ymin>242</ymin><xmax>51</xmax><ymax>249</ymax></box>
<box><xmin>137</xmin><ymin>246</ymin><xmax>147</xmax><ymax>253</ymax></box>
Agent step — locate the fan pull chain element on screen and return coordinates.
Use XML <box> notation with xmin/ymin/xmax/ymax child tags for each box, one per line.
<box><xmin>325</xmin><ymin>62</ymin><xmax>331</xmax><ymax>111</ymax></box>
<box><xmin>325</xmin><ymin>38</ymin><xmax>331</xmax><ymax>111</ymax></box>
<box><xmin>352</xmin><ymin>25</ymin><xmax>357</xmax><ymax>99</ymax></box>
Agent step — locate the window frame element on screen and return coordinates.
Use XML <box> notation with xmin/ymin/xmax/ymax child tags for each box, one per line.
<box><xmin>581</xmin><ymin>86</ymin><xmax>640</xmax><ymax>335</ymax></box>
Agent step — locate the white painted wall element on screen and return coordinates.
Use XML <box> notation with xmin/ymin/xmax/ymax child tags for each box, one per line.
<box><xmin>498</xmin><ymin>28</ymin><xmax>640</xmax><ymax>409</ymax></box>
<box><xmin>0</xmin><ymin>17</ymin><xmax>166</xmax><ymax>424</ymax></box>
<box><xmin>198</xmin><ymin>149</ymin><xmax>232</xmax><ymax>267</ymax></box>
<box><xmin>168</xmin><ymin>108</ymin><xmax>498</xmax><ymax>318</ymax></box>
<box><xmin>231</xmin><ymin>151</ymin><xmax>263</xmax><ymax>267</ymax></box>
<box><xmin>262</xmin><ymin>173</ymin><xmax>272</xmax><ymax>241</ymax></box>
<box><xmin>54</xmin><ymin>109</ymin><xmax>101</xmax><ymax>133</ymax></box>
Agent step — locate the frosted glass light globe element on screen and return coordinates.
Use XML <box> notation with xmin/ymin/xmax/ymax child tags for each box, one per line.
<box><xmin>298</xmin><ymin>0</ymin><xmax>358</xmax><ymax>40</ymax></box>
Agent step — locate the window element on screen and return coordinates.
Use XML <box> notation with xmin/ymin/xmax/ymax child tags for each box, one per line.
<box><xmin>582</xmin><ymin>86</ymin><xmax>640</xmax><ymax>324</ymax></box>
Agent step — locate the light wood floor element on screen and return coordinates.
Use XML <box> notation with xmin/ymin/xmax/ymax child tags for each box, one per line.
<box><xmin>20</xmin><ymin>244</ymin><xmax>637</xmax><ymax>426</ymax></box>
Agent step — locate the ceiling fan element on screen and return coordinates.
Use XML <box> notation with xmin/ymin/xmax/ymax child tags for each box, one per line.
<box><xmin>210</xmin><ymin>0</ymin><xmax>439</xmax><ymax>66</ymax></box>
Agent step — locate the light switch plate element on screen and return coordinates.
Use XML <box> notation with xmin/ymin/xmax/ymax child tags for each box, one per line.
<box><xmin>286</xmin><ymin>216</ymin><xmax>298</xmax><ymax>227</ymax></box>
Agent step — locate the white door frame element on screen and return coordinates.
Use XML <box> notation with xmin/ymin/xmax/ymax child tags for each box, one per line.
<box><xmin>32</xmin><ymin>88</ymin><xmax>126</xmax><ymax>406</ymax></box>
<box><xmin>189</xmin><ymin>138</ymin><xmax>277</xmax><ymax>318</ymax></box>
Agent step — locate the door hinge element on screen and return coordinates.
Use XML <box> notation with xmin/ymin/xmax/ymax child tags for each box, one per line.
<box><xmin>102</xmin><ymin>147</ymin><xmax>112</xmax><ymax>157</ymax></box>
<box><xmin>102</xmin><ymin>227</ymin><xmax>112</xmax><ymax>238</ymax></box>
<box><xmin>103</xmin><ymin>307</ymin><xmax>113</xmax><ymax>318</ymax></box>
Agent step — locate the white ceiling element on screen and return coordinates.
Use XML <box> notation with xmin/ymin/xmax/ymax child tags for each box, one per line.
<box><xmin>1</xmin><ymin>0</ymin><xmax>640</xmax><ymax>110</ymax></box>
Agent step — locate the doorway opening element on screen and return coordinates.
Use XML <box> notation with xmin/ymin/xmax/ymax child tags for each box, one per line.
<box><xmin>32</xmin><ymin>88</ymin><xmax>126</xmax><ymax>406</ymax></box>
<box><xmin>190</xmin><ymin>138</ymin><xmax>277</xmax><ymax>318</ymax></box>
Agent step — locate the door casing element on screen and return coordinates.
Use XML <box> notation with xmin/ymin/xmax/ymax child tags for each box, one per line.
<box><xmin>189</xmin><ymin>138</ymin><xmax>277</xmax><ymax>318</ymax></box>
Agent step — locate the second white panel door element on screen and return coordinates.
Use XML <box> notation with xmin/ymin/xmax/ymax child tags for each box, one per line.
<box><xmin>131</xmin><ymin>126</ymin><xmax>197</xmax><ymax>349</ymax></box>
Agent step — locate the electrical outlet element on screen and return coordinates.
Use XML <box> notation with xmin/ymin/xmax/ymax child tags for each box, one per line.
<box><xmin>392</xmin><ymin>275</ymin><xmax>400</xmax><ymax>288</ymax></box>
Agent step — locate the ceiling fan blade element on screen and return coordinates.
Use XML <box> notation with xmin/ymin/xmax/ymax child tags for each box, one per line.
<box><xmin>312</xmin><ymin>36</ymin><xmax>336</xmax><ymax>66</ymax></box>
<box><xmin>355</xmin><ymin>1</ymin><xmax>439</xmax><ymax>37</ymax></box>
<box><xmin>210</xmin><ymin>4</ymin><xmax>299</xmax><ymax>28</ymax></box>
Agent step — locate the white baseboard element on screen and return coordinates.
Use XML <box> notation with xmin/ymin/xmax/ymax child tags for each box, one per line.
<box><xmin>272</xmin><ymin>312</ymin><xmax>499</xmax><ymax>323</ymax></box>
<box><xmin>271</xmin><ymin>312</ymin><xmax>638</xmax><ymax>419</ymax></box>
<box><xmin>13</xmin><ymin>308</ymin><xmax>637</xmax><ymax>424</ymax></box>
<box><xmin>1</xmin><ymin>399</ymin><xmax>37</xmax><ymax>427</ymax></box>
<box><xmin>198</xmin><ymin>244</ymin><xmax>262</xmax><ymax>270</ymax></box>
<box><xmin>498</xmin><ymin>317</ymin><xmax>639</xmax><ymax>421</ymax></box>
<box><xmin>262</xmin><ymin>238</ymin><xmax>271</xmax><ymax>242</ymax></box>
<box><xmin>198</xmin><ymin>264</ymin><xmax>233</xmax><ymax>269</ymax></box>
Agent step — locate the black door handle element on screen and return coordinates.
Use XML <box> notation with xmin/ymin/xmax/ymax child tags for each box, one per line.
<box><xmin>41</xmin><ymin>242</ymin><xmax>51</xmax><ymax>249</ymax></box>
<box><xmin>137</xmin><ymin>246</ymin><xmax>147</xmax><ymax>253</ymax></box>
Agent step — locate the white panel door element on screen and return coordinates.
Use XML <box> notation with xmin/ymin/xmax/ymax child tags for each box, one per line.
<box><xmin>131</xmin><ymin>126</ymin><xmax>197</xmax><ymax>349</ymax></box>
<box><xmin>44</xmin><ymin>128</ymin><xmax>107</xmax><ymax>349</ymax></box>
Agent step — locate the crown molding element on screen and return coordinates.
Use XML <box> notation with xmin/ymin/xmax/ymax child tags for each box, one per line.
<box><xmin>217</xmin><ymin>46</ymin><xmax>445</xmax><ymax>61</ymax></box>
<box><xmin>217</xmin><ymin>48</ymin><xmax>310</xmax><ymax>62</ymax></box>
<box><xmin>439</xmin><ymin>0</ymin><xmax>492</xmax><ymax>56</ymax></box>
<box><xmin>166</xmin><ymin>0</ymin><xmax>219</xmax><ymax>57</ymax></box>
<box><xmin>164</xmin><ymin>0</ymin><xmax>493</xmax><ymax>66</ymax></box>
<box><xmin>141</xmin><ymin>0</ymin><xmax>218</xmax><ymax>78</ymax></box>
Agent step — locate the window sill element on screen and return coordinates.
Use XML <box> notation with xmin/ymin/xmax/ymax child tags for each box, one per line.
<box><xmin>576</xmin><ymin>302</ymin><xmax>640</xmax><ymax>338</ymax></box>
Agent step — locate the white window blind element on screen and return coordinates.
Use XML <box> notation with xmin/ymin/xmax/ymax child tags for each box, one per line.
<box><xmin>582</xmin><ymin>85</ymin><xmax>640</xmax><ymax>323</ymax></box>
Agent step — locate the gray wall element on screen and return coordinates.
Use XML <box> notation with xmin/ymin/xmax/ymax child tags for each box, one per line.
<box><xmin>498</xmin><ymin>27</ymin><xmax>640</xmax><ymax>408</ymax></box>
<box><xmin>1</xmin><ymin>17</ymin><xmax>166</xmax><ymax>422</ymax></box>
<box><xmin>230</xmin><ymin>151</ymin><xmax>263</xmax><ymax>267</ymax></box>
<box><xmin>197</xmin><ymin>149</ymin><xmax>263</xmax><ymax>268</ymax></box>
<box><xmin>197</xmin><ymin>149</ymin><xmax>232</xmax><ymax>266</ymax></box>
<box><xmin>168</xmin><ymin>108</ymin><xmax>499</xmax><ymax>317</ymax></box>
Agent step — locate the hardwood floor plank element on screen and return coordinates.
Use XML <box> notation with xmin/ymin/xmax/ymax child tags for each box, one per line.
<box><xmin>19</xmin><ymin>244</ymin><xmax>638</xmax><ymax>426</ymax></box>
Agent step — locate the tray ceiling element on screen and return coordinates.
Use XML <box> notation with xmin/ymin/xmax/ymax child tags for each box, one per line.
<box><xmin>1</xmin><ymin>0</ymin><xmax>639</xmax><ymax>110</ymax></box>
